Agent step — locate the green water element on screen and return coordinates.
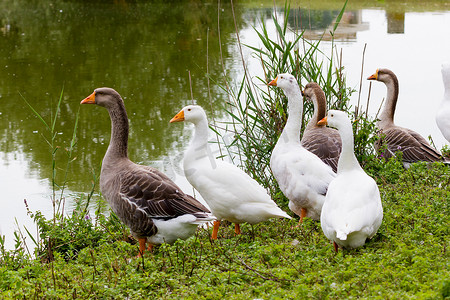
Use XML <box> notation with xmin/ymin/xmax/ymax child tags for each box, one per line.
<box><xmin>0</xmin><ymin>0</ymin><xmax>243</xmax><ymax>193</ymax></box>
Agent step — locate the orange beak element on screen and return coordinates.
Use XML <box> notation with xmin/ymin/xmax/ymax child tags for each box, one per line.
<box><xmin>367</xmin><ymin>69</ymin><xmax>379</xmax><ymax>80</ymax></box>
<box><xmin>317</xmin><ymin>116</ymin><xmax>328</xmax><ymax>126</ymax></box>
<box><xmin>80</xmin><ymin>91</ymin><xmax>96</xmax><ymax>104</ymax></box>
<box><xmin>268</xmin><ymin>76</ymin><xmax>278</xmax><ymax>86</ymax></box>
<box><xmin>170</xmin><ymin>110</ymin><xmax>185</xmax><ymax>123</ymax></box>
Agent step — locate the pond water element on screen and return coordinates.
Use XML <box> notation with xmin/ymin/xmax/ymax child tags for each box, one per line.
<box><xmin>1</xmin><ymin>0</ymin><xmax>449</xmax><ymax>249</ymax></box>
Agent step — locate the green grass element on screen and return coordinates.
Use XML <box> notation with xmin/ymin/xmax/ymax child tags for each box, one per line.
<box><xmin>1</xmin><ymin>159</ymin><xmax>449</xmax><ymax>299</ymax></box>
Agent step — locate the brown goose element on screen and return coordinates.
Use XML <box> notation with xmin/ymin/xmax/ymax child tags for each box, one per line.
<box><xmin>301</xmin><ymin>82</ymin><xmax>342</xmax><ymax>173</ymax></box>
<box><xmin>80</xmin><ymin>88</ymin><xmax>214</xmax><ymax>256</ymax></box>
<box><xmin>367</xmin><ymin>69</ymin><xmax>444</xmax><ymax>167</ymax></box>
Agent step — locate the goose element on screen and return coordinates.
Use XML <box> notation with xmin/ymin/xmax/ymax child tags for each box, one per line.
<box><xmin>268</xmin><ymin>74</ymin><xmax>336</xmax><ymax>223</ymax></box>
<box><xmin>436</xmin><ymin>63</ymin><xmax>450</xmax><ymax>143</ymax></box>
<box><xmin>368</xmin><ymin>68</ymin><xmax>444</xmax><ymax>167</ymax></box>
<box><xmin>301</xmin><ymin>82</ymin><xmax>342</xmax><ymax>172</ymax></box>
<box><xmin>80</xmin><ymin>88</ymin><xmax>214</xmax><ymax>256</ymax></box>
<box><xmin>318</xmin><ymin>110</ymin><xmax>383</xmax><ymax>251</ymax></box>
<box><xmin>170</xmin><ymin>105</ymin><xmax>291</xmax><ymax>239</ymax></box>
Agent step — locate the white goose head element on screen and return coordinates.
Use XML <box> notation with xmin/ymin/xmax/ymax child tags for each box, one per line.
<box><xmin>318</xmin><ymin>110</ymin><xmax>360</xmax><ymax>172</ymax></box>
<box><xmin>268</xmin><ymin>73</ymin><xmax>300</xmax><ymax>95</ymax></box>
<box><xmin>170</xmin><ymin>105</ymin><xmax>207</xmax><ymax>125</ymax></box>
<box><xmin>318</xmin><ymin>110</ymin><xmax>351</xmax><ymax>131</ymax></box>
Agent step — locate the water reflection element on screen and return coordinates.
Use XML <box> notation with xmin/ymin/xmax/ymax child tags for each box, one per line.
<box><xmin>387</xmin><ymin>12</ymin><xmax>405</xmax><ymax>34</ymax></box>
<box><xmin>0</xmin><ymin>0</ymin><xmax>242</xmax><ymax>193</ymax></box>
<box><xmin>290</xmin><ymin>9</ymin><xmax>369</xmax><ymax>41</ymax></box>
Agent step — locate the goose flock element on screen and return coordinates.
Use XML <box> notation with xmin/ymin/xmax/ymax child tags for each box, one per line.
<box><xmin>80</xmin><ymin>64</ymin><xmax>449</xmax><ymax>254</ymax></box>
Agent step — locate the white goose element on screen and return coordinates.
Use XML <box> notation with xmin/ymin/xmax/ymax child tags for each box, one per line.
<box><xmin>170</xmin><ymin>105</ymin><xmax>291</xmax><ymax>239</ymax></box>
<box><xmin>436</xmin><ymin>63</ymin><xmax>450</xmax><ymax>143</ymax></box>
<box><xmin>268</xmin><ymin>74</ymin><xmax>336</xmax><ymax>223</ymax></box>
<box><xmin>318</xmin><ymin>110</ymin><xmax>383</xmax><ymax>251</ymax></box>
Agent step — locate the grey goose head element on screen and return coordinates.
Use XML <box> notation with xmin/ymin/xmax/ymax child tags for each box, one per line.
<box><xmin>80</xmin><ymin>87</ymin><xmax>123</xmax><ymax>109</ymax></box>
<box><xmin>367</xmin><ymin>68</ymin><xmax>398</xmax><ymax>85</ymax></box>
<box><xmin>301</xmin><ymin>82</ymin><xmax>324</xmax><ymax>100</ymax></box>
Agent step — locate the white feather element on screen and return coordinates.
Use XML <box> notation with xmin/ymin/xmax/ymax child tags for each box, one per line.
<box><xmin>436</xmin><ymin>62</ymin><xmax>450</xmax><ymax>143</ymax></box>
<box><xmin>147</xmin><ymin>214</ymin><xmax>214</xmax><ymax>245</ymax></box>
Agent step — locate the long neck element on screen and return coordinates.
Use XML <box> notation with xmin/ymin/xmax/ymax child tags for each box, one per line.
<box><xmin>444</xmin><ymin>78</ymin><xmax>450</xmax><ymax>101</ymax></box>
<box><xmin>379</xmin><ymin>74</ymin><xmax>399</xmax><ymax>127</ymax></box>
<box><xmin>280</xmin><ymin>86</ymin><xmax>303</xmax><ymax>144</ymax></box>
<box><xmin>337</xmin><ymin>121</ymin><xmax>362</xmax><ymax>173</ymax></box>
<box><xmin>443</xmin><ymin>67</ymin><xmax>450</xmax><ymax>98</ymax></box>
<box><xmin>306</xmin><ymin>92</ymin><xmax>326</xmax><ymax>131</ymax></box>
<box><xmin>186</xmin><ymin>117</ymin><xmax>210</xmax><ymax>164</ymax></box>
<box><xmin>105</xmin><ymin>101</ymin><xmax>129</xmax><ymax>160</ymax></box>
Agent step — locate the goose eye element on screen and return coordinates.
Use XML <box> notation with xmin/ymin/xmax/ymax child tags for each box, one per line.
<box><xmin>331</xmin><ymin>114</ymin><xmax>334</xmax><ymax>117</ymax></box>
<box><xmin>187</xmin><ymin>108</ymin><xmax>191</xmax><ymax>111</ymax></box>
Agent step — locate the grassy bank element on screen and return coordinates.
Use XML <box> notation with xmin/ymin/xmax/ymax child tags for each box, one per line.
<box><xmin>1</xmin><ymin>159</ymin><xmax>449</xmax><ymax>299</ymax></box>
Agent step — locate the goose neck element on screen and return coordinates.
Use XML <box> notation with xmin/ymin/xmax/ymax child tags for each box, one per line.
<box><xmin>105</xmin><ymin>101</ymin><xmax>129</xmax><ymax>160</ymax></box>
<box><xmin>379</xmin><ymin>75</ymin><xmax>398</xmax><ymax>127</ymax></box>
<box><xmin>306</xmin><ymin>92</ymin><xmax>326</xmax><ymax>131</ymax></box>
<box><xmin>186</xmin><ymin>118</ymin><xmax>210</xmax><ymax>161</ymax></box>
<box><xmin>281</xmin><ymin>88</ymin><xmax>303</xmax><ymax>143</ymax></box>
<box><xmin>445</xmin><ymin>90</ymin><xmax>450</xmax><ymax>101</ymax></box>
<box><xmin>337</xmin><ymin>121</ymin><xmax>362</xmax><ymax>173</ymax></box>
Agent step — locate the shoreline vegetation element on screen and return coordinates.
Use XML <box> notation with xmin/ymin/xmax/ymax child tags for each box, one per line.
<box><xmin>1</xmin><ymin>2</ymin><xmax>449</xmax><ymax>299</ymax></box>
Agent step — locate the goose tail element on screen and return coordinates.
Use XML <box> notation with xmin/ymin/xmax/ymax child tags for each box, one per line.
<box><xmin>192</xmin><ymin>212</ymin><xmax>216</xmax><ymax>224</ymax></box>
<box><xmin>336</xmin><ymin>231</ymin><xmax>348</xmax><ymax>241</ymax></box>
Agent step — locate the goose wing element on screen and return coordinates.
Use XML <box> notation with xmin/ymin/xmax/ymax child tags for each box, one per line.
<box><xmin>119</xmin><ymin>165</ymin><xmax>211</xmax><ymax>220</ymax></box>
<box><xmin>377</xmin><ymin>127</ymin><xmax>441</xmax><ymax>162</ymax></box>
<box><xmin>301</xmin><ymin>127</ymin><xmax>342</xmax><ymax>173</ymax></box>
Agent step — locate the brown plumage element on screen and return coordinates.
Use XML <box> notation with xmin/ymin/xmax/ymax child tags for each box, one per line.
<box><xmin>301</xmin><ymin>82</ymin><xmax>342</xmax><ymax>173</ymax></box>
<box><xmin>368</xmin><ymin>69</ymin><xmax>444</xmax><ymax>166</ymax></box>
<box><xmin>80</xmin><ymin>87</ymin><xmax>213</xmax><ymax>256</ymax></box>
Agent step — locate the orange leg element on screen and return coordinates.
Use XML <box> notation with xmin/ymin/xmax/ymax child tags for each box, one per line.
<box><xmin>293</xmin><ymin>208</ymin><xmax>308</xmax><ymax>228</ymax></box>
<box><xmin>299</xmin><ymin>208</ymin><xmax>307</xmax><ymax>223</ymax></box>
<box><xmin>138</xmin><ymin>238</ymin><xmax>146</xmax><ymax>258</ymax></box>
<box><xmin>147</xmin><ymin>243</ymin><xmax>153</xmax><ymax>252</ymax></box>
<box><xmin>235</xmin><ymin>223</ymin><xmax>241</xmax><ymax>235</ymax></box>
<box><xmin>211</xmin><ymin>220</ymin><xmax>220</xmax><ymax>240</ymax></box>
<box><xmin>333</xmin><ymin>241</ymin><xmax>339</xmax><ymax>253</ymax></box>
